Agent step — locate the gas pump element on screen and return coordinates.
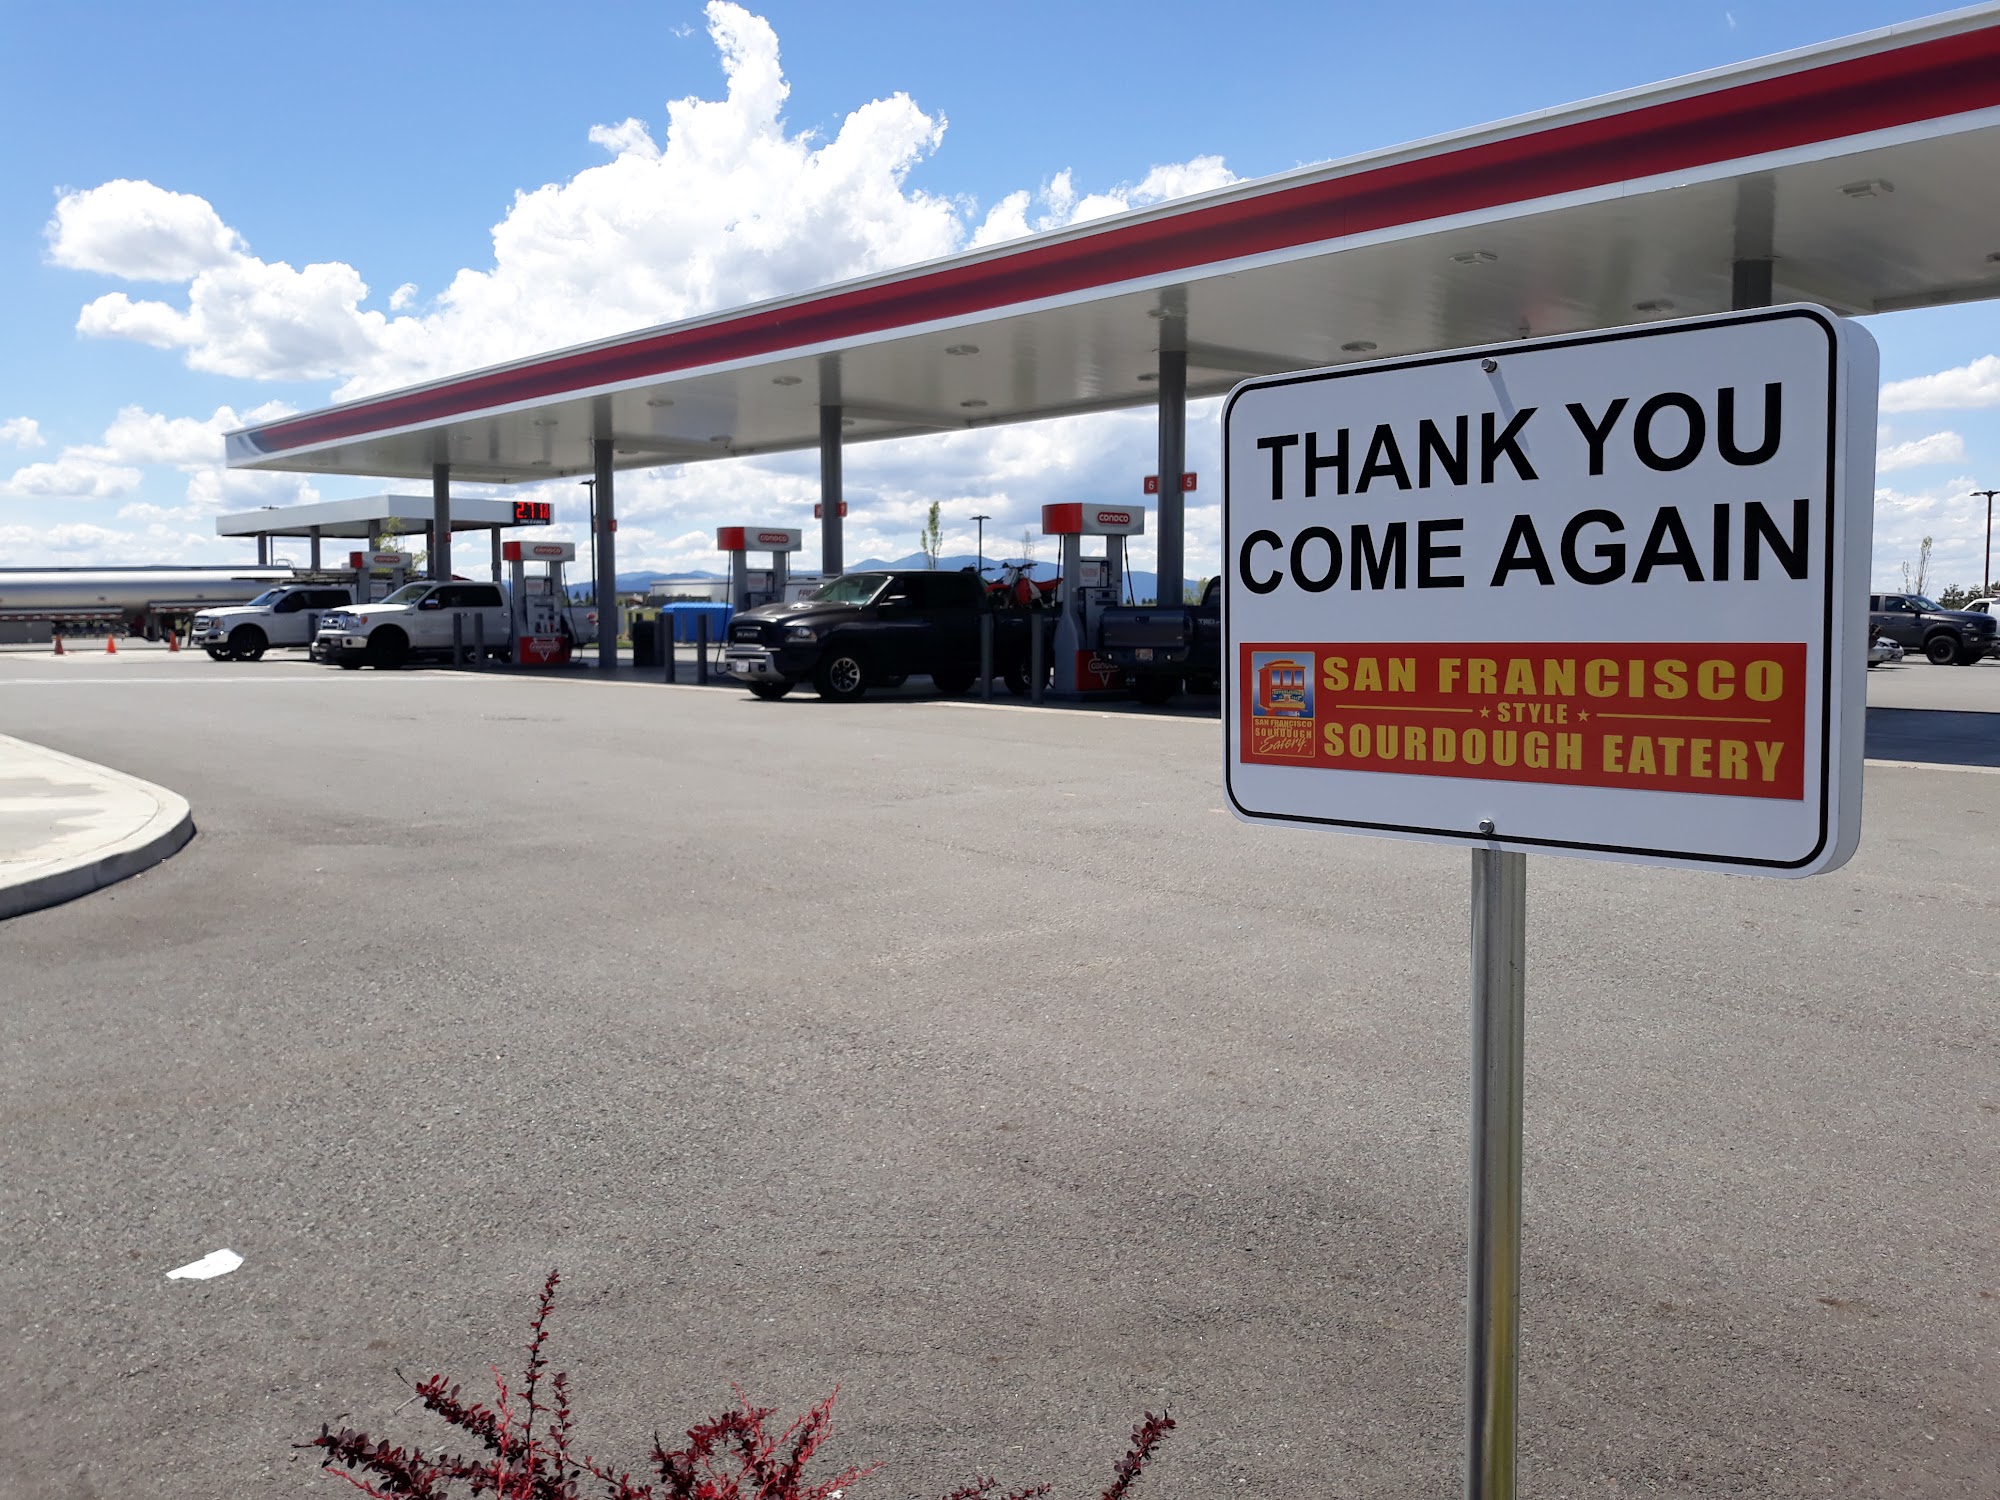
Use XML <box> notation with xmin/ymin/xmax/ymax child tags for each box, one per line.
<box><xmin>346</xmin><ymin>550</ymin><xmax>412</xmax><ymax>602</ymax></box>
<box><xmin>504</xmin><ymin>539</ymin><xmax>577</xmax><ymax>666</ymax></box>
<box><xmin>716</xmin><ymin>526</ymin><xmax>804</xmax><ymax>611</ymax></box>
<box><xmin>1042</xmin><ymin>503</ymin><xmax>1146</xmax><ymax>695</ymax></box>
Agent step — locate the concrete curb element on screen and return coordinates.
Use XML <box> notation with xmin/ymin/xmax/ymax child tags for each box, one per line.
<box><xmin>0</xmin><ymin>735</ymin><xmax>195</xmax><ymax>921</ymax></box>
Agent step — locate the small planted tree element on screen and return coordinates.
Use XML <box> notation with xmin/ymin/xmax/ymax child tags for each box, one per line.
<box><xmin>920</xmin><ymin>502</ymin><xmax>944</xmax><ymax>569</ymax></box>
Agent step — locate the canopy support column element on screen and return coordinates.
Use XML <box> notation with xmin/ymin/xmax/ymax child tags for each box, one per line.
<box><xmin>309</xmin><ymin>526</ymin><xmax>322</xmax><ymax>571</ymax></box>
<box><xmin>594</xmin><ymin>439</ymin><xmax>617</xmax><ymax>671</ymax></box>
<box><xmin>490</xmin><ymin>529</ymin><xmax>503</xmax><ymax>583</ymax></box>
<box><xmin>1155</xmin><ymin>346</ymin><xmax>1188</xmax><ymax>608</ymax></box>
<box><xmin>431</xmin><ymin>463</ymin><xmax>452</xmax><ymax>581</ymax></box>
<box><xmin>257</xmin><ymin>535</ymin><xmax>269</xmax><ymax>566</ymax></box>
<box><xmin>820</xmin><ymin>405</ymin><xmax>844</xmax><ymax>578</ymax></box>
<box><xmin>1732</xmin><ymin>259</ymin><xmax>1773</xmax><ymax>310</ymax></box>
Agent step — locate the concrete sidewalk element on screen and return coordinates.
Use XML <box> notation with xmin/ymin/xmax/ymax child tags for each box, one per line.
<box><xmin>0</xmin><ymin>734</ymin><xmax>193</xmax><ymax>920</ymax></box>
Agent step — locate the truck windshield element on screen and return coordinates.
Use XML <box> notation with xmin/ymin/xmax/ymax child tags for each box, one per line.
<box><xmin>245</xmin><ymin>589</ymin><xmax>286</xmax><ymax>607</ymax></box>
<box><xmin>1909</xmin><ymin>595</ymin><xmax>1943</xmax><ymax>612</ymax></box>
<box><xmin>809</xmin><ymin>573</ymin><xmax>890</xmax><ymax>605</ymax></box>
<box><xmin>379</xmin><ymin>584</ymin><xmax>431</xmax><ymax>605</ymax></box>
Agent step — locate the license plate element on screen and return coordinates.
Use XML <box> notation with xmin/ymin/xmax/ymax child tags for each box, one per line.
<box><xmin>1135</xmin><ymin>648</ymin><xmax>1153</xmax><ymax>662</ymax></box>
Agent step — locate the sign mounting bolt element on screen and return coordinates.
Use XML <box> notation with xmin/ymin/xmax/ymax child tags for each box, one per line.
<box><xmin>1481</xmin><ymin>358</ymin><xmax>1499</xmax><ymax>373</ymax></box>
<box><xmin>1478</xmin><ymin>819</ymin><xmax>1496</xmax><ymax>836</ymax></box>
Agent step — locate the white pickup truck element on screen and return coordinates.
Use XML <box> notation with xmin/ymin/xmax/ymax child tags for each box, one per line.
<box><xmin>192</xmin><ymin>583</ymin><xmax>358</xmax><ymax>661</ymax></box>
<box><xmin>311</xmin><ymin>580</ymin><xmax>598</xmax><ymax>668</ymax></box>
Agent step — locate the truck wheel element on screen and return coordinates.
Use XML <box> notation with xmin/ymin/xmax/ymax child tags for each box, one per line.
<box><xmin>1133</xmin><ymin>676</ymin><xmax>1178</xmax><ymax>706</ymax></box>
<box><xmin>204</xmin><ymin>646</ymin><xmax>231</xmax><ymax>662</ymax></box>
<box><xmin>227</xmin><ymin>625</ymin><xmax>267</xmax><ymax>662</ymax></box>
<box><xmin>1924</xmin><ymin>633</ymin><xmax>1960</xmax><ymax>665</ymax></box>
<box><xmin>814</xmin><ymin>652</ymin><xmax>868</xmax><ymax>701</ymax></box>
<box><xmin>367</xmin><ymin>629</ymin><xmax>409</xmax><ymax>670</ymax></box>
<box><xmin>1003</xmin><ymin>660</ymin><xmax>1049</xmax><ymax>697</ymax></box>
<box><xmin>748</xmin><ymin>680</ymin><xmax>793</xmax><ymax>700</ymax></box>
<box><xmin>932</xmin><ymin>667</ymin><xmax>975</xmax><ymax>695</ymax></box>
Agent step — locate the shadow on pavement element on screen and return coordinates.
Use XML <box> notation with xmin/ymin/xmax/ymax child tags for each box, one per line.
<box><xmin>1866</xmin><ymin>708</ymin><xmax>2000</xmax><ymax>768</ymax></box>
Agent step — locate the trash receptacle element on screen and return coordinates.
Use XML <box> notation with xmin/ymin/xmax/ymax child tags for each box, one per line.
<box><xmin>632</xmin><ymin>615</ymin><xmax>659</xmax><ymax>669</ymax></box>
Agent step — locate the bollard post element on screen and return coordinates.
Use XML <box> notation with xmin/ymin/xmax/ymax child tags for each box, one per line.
<box><xmin>980</xmin><ymin>611</ymin><xmax>994</xmax><ymax>701</ymax></box>
<box><xmin>452</xmin><ymin>612</ymin><xmax>465</xmax><ymax>667</ymax></box>
<box><xmin>1030</xmin><ymin>613</ymin><xmax>1047</xmax><ymax>705</ymax></box>
<box><xmin>472</xmin><ymin>611</ymin><xmax>486</xmax><ymax>670</ymax></box>
<box><xmin>662</xmin><ymin>612</ymin><xmax>676</xmax><ymax>684</ymax></box>
<box><xmin>696</xmin><ymin>611</ymin><xmax>710</xmax><ymax>684</ymax></box>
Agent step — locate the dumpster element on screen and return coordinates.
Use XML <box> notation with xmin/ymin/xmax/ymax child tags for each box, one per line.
<box><xmin>659</xmin><ymin>602</ymin><xmax>732</xmax><ymax>642</ymax></box>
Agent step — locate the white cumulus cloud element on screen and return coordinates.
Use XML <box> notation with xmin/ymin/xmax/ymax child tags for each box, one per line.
<box><xmin>1876</xmin><ymin>430</ymin><xmax>1967</xmax><ymax>472</ymax></box>
<box><xmin>47</xmin><ymin>1</ymin><xmax>1235</xmax><ymax>404</ymax></box>
<box><xmin>47</xmin><ymin>178</ymin><xmax>243</xmax><ymax>280</ymax></box>
<box><xmin>1879</xmin><ymin>354</ymin><xmax>2000</xmax><ymax>412</ymax></box>
<box><xmin>3</xmin><ymin>401</ymin><xmax>311</xmax><ymax>510</ymax></box>
<box><xmin>0</xmin><ymin>417</ymin><xmax>44</xmax><ymax>448</ymax></box>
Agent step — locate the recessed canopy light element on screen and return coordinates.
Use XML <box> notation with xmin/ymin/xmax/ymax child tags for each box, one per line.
<box><xmin>708</xmin><ymin>435</ymin><xmax>731</xmax><ymax>444</ymax></box>
<box><xmin>960</xmin><ymin>399</ymin><xmax>989</xmax><ymax>409</ymax></box>
<box><xmin>1452</xmin><ymin>250</ymin><xmax>1498</xmax><ymax>265</ymax></box>
<box><xmin>532</xmin><ymin>417</ymin><xmax>558</xmax><ymax>427</ymax></box>
<box><xmin>772</xmin><ymin>374</ymin><xmax>802</xmax><ymax>386</ymax></box>
<box><xmin>645</xmin><ymin>396</ymin><xmax>674</xmax><ymax>407</ymax></box>
<box><xmin>530</xmin><ymin>459</ymin><xmax>550</xmax><ymax>466</ymax></box>
<box><xmin>615</xmin><ymin>447</ymin><xmax>639</xmax><ymax>455</ymax></box>
<box><xmin>1841</xmin><ymin>179</ymin><xmax>1893</xmax><ymax>198</ymax></box>
<box><xmin>945</xmin><ymin>343</ymin><xmax>979</xmax><ymax>356</ymax></box>
<box><xmin>1137</xmin><ymin>372</ymin><xmax>1158</xmax><ymax>382</ymax></box>
<box><xmin>1146</xmin><ymin>307</ymin><xmax>1170</xmax><ymax>319</ymax></box>
<box><xmin>1986</xmin><ymin>251</ymin><xmax>2000</xmax><ymax>264</ymax></box>
<box><xmin>1633</xmin><ymin>298</ymin><xmax>1675</xmax><ymax>313</ymax></box>
<box><xmin>1341</xmin><ymin>340</ymin><xmax>1378</xmax><ymax>353</ymax></box>
<box><xmin>841</xmin><ymin>418</ymin><xmax>857</xmax><ymax>427</ymax></box>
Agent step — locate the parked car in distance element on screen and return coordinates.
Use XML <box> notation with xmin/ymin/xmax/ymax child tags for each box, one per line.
<box><xmin>721</xmin><ymin>568</ymin><xmax>1038</xmax><ymax>701</ymax></box>
<box><xmin>1868</xmin><ymin>636</ymin><xmax>1904</xmax><ymax>667</ymax></box>
<box><xmin>311</xmin><ymin>581</ymin><xmax>595</xmax><ymax>669</ymax></box>
<box><xmin>1866</xmin><ymin>592</ymin><xmax>1999</xmax><ymax>665</ymax></box>
<box><xmin>1097</xmin><ymin>576</ymin><xmax>1221</xmax><ymax>705</ymax></box>
<box><xmin>1963</xmin><ymin>596</ymin><xmax>1995</xmax><ymax>615</ymax></box>
<box><xmin>191</xmin><ymin>583</ymin><xmax>357</xmax><ymax>660</ymax></box>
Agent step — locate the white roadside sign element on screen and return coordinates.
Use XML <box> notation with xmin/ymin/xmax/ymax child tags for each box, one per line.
<box><xmin>1222</xmin><ymin>306</ymin><xmax>1877</xmax><ymax>876</ymax></box>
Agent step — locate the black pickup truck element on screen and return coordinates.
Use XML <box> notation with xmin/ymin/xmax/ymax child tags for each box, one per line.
<box><xmin>1098</xmin><ymin>576</ymin><xmax>1222</xmax><ymax>704</ymax></box>
<box><xmin>720</xmin><ymin>568</ymin><xmax>1039</xmax><ymax>701</ymax></box>
<box><xmin>1867</xmin><ymin>592</ymin><xmax>1999</xmax><ymax>665</ymax></box>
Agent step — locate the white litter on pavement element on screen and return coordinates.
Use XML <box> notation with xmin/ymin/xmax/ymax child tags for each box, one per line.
<box><xmin>165</xmin><ymin>1249</ymin><xmax>243</xmax><ymax>1280</ymax></box>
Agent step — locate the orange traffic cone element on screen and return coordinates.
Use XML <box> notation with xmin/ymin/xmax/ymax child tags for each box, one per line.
<box><xmin>105</xmin><ymin>634</ymin><xmax>117</xmax><ymax>654</ymax></box>
<box><xmin>52</xmin><ymin>634</ymin><xmax>65</xmax><ymax>655</ymax></box>
<box><xmin>168</xmin><ymin>631</ymin><xmax>180</xmax><ymax>652</ymax></box>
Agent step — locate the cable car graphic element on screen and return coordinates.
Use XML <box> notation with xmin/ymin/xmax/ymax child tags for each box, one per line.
<box><xmin>1254</xmin><ymin>658</ymin><xmax>1310</xmax><ymax>717</ymax></box>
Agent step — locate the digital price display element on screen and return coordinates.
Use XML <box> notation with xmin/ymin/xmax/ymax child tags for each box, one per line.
<box><xmin>513</xmin><ymin>500</ymin><xmax>553</xmax><ymax>524</ymax></box>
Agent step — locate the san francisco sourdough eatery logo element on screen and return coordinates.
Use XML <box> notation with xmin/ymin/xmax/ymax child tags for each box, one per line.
<box><xmin>1237</xmin><ymin>643</ymin><xmax>1806</xmax><ymax>799</ymax></box>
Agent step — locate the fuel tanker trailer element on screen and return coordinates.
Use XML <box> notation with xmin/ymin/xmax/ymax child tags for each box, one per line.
<box><xmin>0</xmin><ymin>566</ymin><xmax>293</xmax><ymax>639</ymax></box>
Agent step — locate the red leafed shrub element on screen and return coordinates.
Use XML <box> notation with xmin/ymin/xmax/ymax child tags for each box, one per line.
<box><xmin>306</xmin><ymin>1269</ymin><xmax>1173</xmax><ymax>1500</ymax></box>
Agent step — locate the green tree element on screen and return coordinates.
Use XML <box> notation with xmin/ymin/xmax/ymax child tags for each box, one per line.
<box><xmin>919</xmin><ymin>501</ymin><xmax>943</xmax><ymax>569</ymax></box>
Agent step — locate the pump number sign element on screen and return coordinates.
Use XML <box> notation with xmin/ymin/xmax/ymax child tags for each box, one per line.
<box><xmin>1222</xmin><ymin>307</ymin><xmax>1877</xmax><ymax>876</ymax></box>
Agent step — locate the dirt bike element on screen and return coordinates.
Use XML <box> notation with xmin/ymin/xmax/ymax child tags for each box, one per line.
<box><xmin>983</xmin><ymin>560</ymin><xmax>1060</xmax><ymax>610</ymax></box>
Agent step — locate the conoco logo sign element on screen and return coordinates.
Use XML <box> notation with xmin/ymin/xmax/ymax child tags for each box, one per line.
<box><xmin>1096</xmin><ymin>511</ymin><xmax>1132</xmax><ymax>525</ymax></box>
<box><xmin>532</xmin><ymin>544</ymin><xmax>565</xmax><ymax>557</ymax></box>
<box><xmin>757</xmin><ymin>531</ymin><xmax>791</xmax><ymax>544</ymax></box>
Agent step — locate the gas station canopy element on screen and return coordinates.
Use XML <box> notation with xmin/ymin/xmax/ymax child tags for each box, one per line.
<box><xmin>215</xmin><ymin>493</ymin><xmax>538</xmax><ymax>541</ymax></box>
<box><xmin>226</xmin><ymin>8</ymin><xmax>2000</xmax><ymax>486</ymax></box>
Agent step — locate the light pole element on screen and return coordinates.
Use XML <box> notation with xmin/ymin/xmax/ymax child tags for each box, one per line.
<box><xmin>581</xmin><ymin>478</ymin><xmax>597</xmax><ymax>605</ymax></box>
<box><xmin>971</xmin><ymin>512</ymin><xmax>992</xmax><ymax>574</ymax></box>
<box><xmin>1973</xmin><ymin>489</ymin><xmax>1999</xmax><ymax>594</ymax></box>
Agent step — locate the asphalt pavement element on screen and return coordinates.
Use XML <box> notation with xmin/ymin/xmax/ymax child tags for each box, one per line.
<box><xmin>1</xmin><ymin>648</ymin><xmax>1994</xmax><ymax>1499</ymax></box>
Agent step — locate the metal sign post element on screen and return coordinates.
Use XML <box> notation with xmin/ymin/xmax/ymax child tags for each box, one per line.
<box><xmin>1467</xmin><ymin>842</ymin><xmax>1526</xmax><ymax>1499</ymax></box>
<box><xmin>1220</xmin><ymin>307</ymin><xmax>1876</xmax><ymax>1497</ymax></box>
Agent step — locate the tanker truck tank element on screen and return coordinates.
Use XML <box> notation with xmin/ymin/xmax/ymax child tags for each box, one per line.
<box><xmin>0</xmin><ymin>566</ymin><xmax>294</xmax><ymax>638</ymax></box>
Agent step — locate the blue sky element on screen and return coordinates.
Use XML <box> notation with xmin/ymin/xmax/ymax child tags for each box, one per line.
<box><xmin>3</xmin><ymin>0</ymin><xmax>1996</xmax><ymax>590</ymax></box>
